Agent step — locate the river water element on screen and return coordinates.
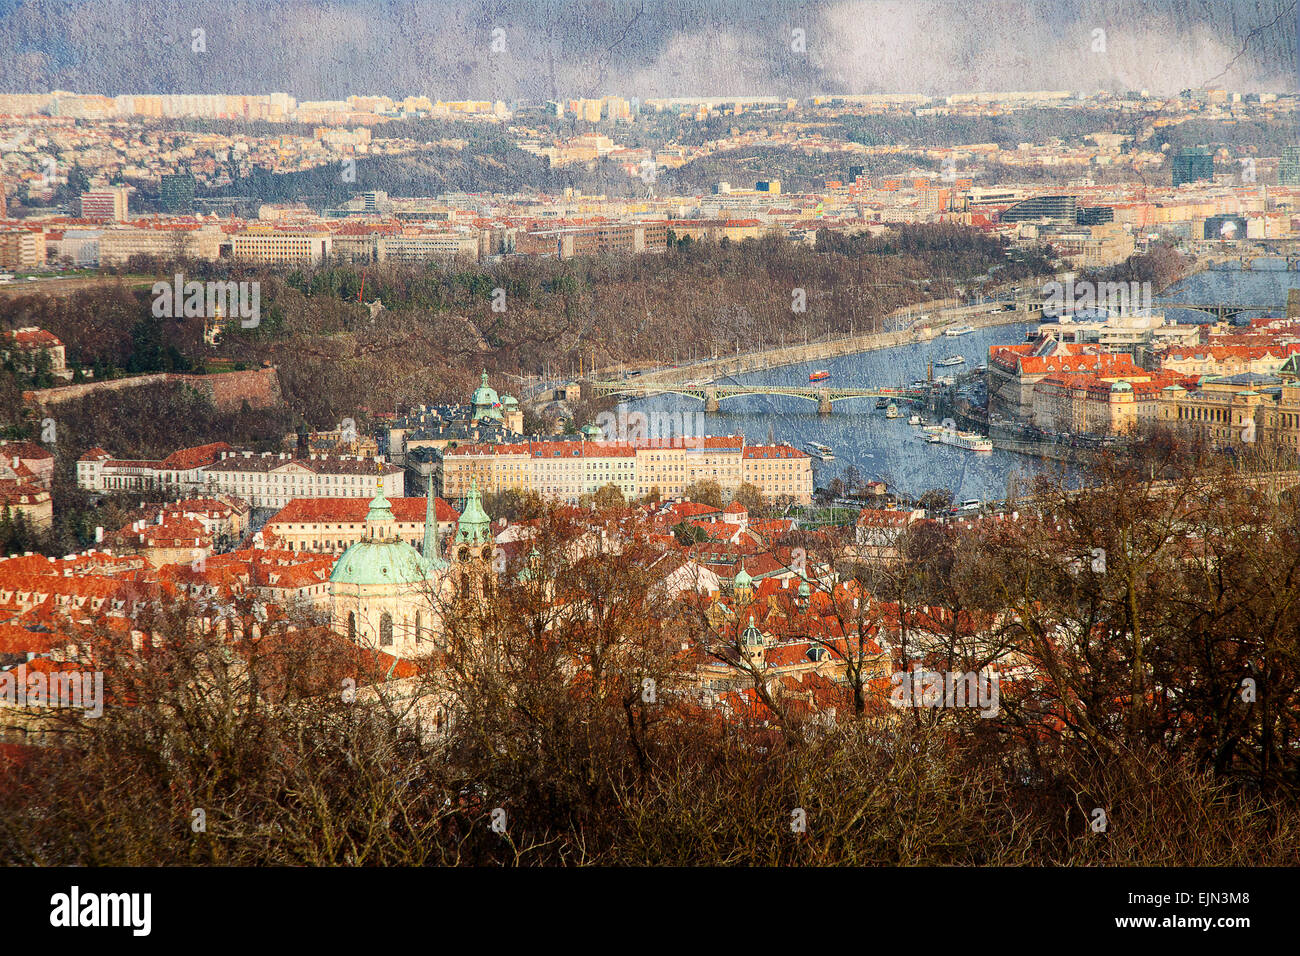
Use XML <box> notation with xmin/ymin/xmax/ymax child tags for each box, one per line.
<box><xmin>626</xmin><ymin>321</ymin><xmax>1046</xmax><ymax>502</ymax></box>
<box><xmin>623</xmin><ymin>265</ymin><xmax>1298</xmax><ymax>501</ymax></box>
<box><xmin>1158</xmin><ymin>258</ymin><xmax>1300</xmax><ymax>323</ymax></box>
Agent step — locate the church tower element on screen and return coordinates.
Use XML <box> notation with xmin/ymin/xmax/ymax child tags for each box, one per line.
<box><xmin>422</xmin><ymin>471</ymin><xmax>448</xmax><ymax>569</ymax></box>
<box><xmin>452</xmin><ymin>478</ymin><xmax>494</xmax><ymax>601</ymax></box>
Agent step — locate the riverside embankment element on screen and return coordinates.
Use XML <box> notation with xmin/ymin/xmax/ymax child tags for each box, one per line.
<box><xmin>617</xmin><ymin>297</ymin><xmax>1043</xmax><ymax>385</ymax></box>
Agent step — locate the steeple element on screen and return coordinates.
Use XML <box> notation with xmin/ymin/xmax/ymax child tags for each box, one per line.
<box><xmin>422</xmin><ymin>471</ymin><xmax>447</xmax><ymax>569</ymax></box>
<box><xmin>455</xmin><ymin>478</ymin><xmax>491</xmax><ymax>545</ymax></box>
<box><xmin>734</xmin><ymin>559</ymin><xmax>754</xmax><ymax>602</ymax></box>
<box><xmin>364</xmin><ymin>487</ymin><xmax>396</xmax><ymax>540</ymax></box>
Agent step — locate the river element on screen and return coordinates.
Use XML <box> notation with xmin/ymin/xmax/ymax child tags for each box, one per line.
<box><xmin>1158</xmin><ymin>258</ymin><xmax>1300</xmax><ymax>322</ymax></box>
<box><xmin>623</xmin><ymin>265</ymin><xmax>1295</xmax><ymax>502</ymax></box>
<box><xmin>625</xmin><ymin>322</ymin><xmax>1048</xmax><ymax>502</ymax></box>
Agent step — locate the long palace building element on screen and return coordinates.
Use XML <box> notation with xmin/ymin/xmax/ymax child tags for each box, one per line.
<box><xmin>442</xmin><ymin>435</ymin><xmax>813</xmax><ymax>504</ymax></box>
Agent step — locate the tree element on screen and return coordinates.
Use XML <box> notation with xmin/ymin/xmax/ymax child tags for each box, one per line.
<box><xmin>671</xmin><ymin>519</ymin><xmax>706</xmax><ymax>546</ymax></box>
<box><xmin>733</xmin><ymin>482</ymin><xmax>766</xmax><ymax>516</ymax></box>
<box><xmin>683</xmin><ymin>480</ymin><xmax>723</xmax><ymax>509</ymax></box>
<box><xmin>592</xmin><ymin>483</ymin><xmax>625</xmax><ymax>511</ymax></box>
<box><xmin>916</xmin><ymin>488</ymin><xmax>954</xmax><ymax>514</ymax></box>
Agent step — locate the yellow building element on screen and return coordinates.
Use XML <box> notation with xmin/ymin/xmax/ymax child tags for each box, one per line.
<box><xmin>1157</xmin><ymin>373</ymin><xmax>1290</xmax><ymax>448</ymax></box>
<box><xmin>230</xmin><ymin>228</ymin><xmax>333</xmax><ymax>264</ymax></box>
<box><xmin>442</xmin><ymin>435</ymin><xmax>812</xmax><ymax>505</ymax></box>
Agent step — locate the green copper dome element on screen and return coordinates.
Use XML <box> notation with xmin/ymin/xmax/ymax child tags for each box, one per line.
<box><xmin>734</xmin><ymin>564</ymin><xmax>753</xmax><ymax>590</ymax></box>
<box><xmin>331</xmin><ymin>487</ymin><xmax>445</xmax><ymax>586</ymax></box>
<box><xmin>456</xmin><ymin>479</ymin><xmax>492</xmax><ymax>545</ymax></box>
<box><xmin>741</xmin><ymin>616</ymin><xmax>763</xmax><ymax>648</ymax></box>
<box><xmin>366</xmin><ymin>489</ymin><xmax>395</xmax><ymax>522</ymax></box>
<box><xmin>329</xmin><ymin>537</ymin><xmax>428</xmax><ymax>586</ymax></box>
<box><xmin>471</xmin><ymin>370</ymin><xmax>500</xmax><ymax>409</ymax></box>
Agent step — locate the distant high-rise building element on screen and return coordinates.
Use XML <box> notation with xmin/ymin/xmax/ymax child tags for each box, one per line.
<box><xmin>1280</xmin><ymin>146</ymin><xmax>1300</xmax><ymax>186</ymax></box>
<box><xmin>999</xmin><ymin>195</ymin><xmax>1077</xmax><ymax>223</ymax></box>
<box><xmin>1172</xmin><ymin>147</ymin><xmax>1214</xmax><ymax>187</ymax></box>
<box><xmin>849</xmin><ymin>165</ymin><xmax>865</xmax><ymax>183</ymax></box>
<box><xmin>603</xmin><ymin>96</ymin><xmax>630</xmax><ymax>121</ymax></box>
<box><xmin>159</xmin><ymin>173</ymin><xmax>196</xmax><ymax>212</ymax></box>
<box><xmin>79</xmin><ymin>188</ymin><xmax>129</xmax><ymax>221</ymax></box>
<box><xmin>1076</xmin><ymin>205</ymin><xmax>1114</xmax><ymax>226</ymax></box>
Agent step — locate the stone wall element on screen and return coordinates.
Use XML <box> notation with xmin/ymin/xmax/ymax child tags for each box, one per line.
<box><xmin>24</xmin><ymin>367</ymin><xmax>283</xmax><ymax>412</ymax></box>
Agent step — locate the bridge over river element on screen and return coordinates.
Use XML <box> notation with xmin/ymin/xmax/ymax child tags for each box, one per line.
<box><xmin>586</xmin><ymin>379</ymin><xmax>933</xmax><ymax>414</ymax></box>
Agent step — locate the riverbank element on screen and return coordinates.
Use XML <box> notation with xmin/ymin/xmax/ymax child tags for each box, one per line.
<box><xmin>633</xmin><ymin>299</ymin><xmax>1040</xmax><ymax>385</ymax></box>
<box><xmin>991</xmin><ymin>435</ymin><xmax>1102</xmax><ymax>465</ymax></box>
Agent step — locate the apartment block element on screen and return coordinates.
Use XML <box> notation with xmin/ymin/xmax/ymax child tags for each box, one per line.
<box><xmin>79</xmin><ymin>188</ymin><xmax>129</xmax><ymax>221</ymax></box>
<box><xmin>97</xmin><ymin>224</ymin><xmax>223</xmax><ymax>265</ymax></box>
<box><xmin>0</xmin><ymin>229</ymin><xmax>47</xmax><ymax>270</ymax></box>
<box><xmin>230</xmin><ymin>228</ymin><xmax>333</xmax><ymax>265</ymax></box>
<box><xmin>442</xmin><ymin>436</ymin><xmax>812</xmax><ymax>505</ymax></box>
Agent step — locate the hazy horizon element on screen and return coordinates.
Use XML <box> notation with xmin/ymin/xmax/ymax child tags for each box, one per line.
<box><xmin>0</xmin><ymin>0</ymin><xmax>1295</xmax><ymax>101</ymax></box>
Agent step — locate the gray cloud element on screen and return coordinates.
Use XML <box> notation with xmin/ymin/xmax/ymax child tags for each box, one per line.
<box><xmin>0</xmin><ymin>0</ymin><xmax>1293</xmax><ymax>97</ymax></box>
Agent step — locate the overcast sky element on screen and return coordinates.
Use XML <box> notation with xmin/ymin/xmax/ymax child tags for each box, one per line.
<box><xmin>0</xmin><ymin>0</ymin><xmax>1295</xmax><ymax>99</ymax></box>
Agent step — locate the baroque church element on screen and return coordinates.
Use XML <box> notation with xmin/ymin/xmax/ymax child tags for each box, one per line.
<box><xmin>329</xmin><ymin>472</ymin><xmax>494</xmax><ymax>658</ymax></box>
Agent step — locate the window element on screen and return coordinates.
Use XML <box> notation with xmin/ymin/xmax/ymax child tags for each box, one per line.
<box><xmin>347</xmin><ymin>611</ymin><xmax>356</xmax><ymax>642</ymax></box>
<box><xmin>380</xmin><ymin>612</ymin><xmax>393</xmax><ymax>646</ymax></box>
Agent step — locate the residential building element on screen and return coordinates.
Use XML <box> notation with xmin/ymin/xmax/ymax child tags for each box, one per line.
<box><xmin>79</xmin><ymin>187</ymin><xmax>129</xmax><ymax>221</ymax></box>
<box><xmin>230</xmin><ymin>228</ymin><xmax>333</xmax><ymax>264</ymax></box>
<box><xmin>2</xmin><ymin>328</ymin><xmax>68</xmax><ymax>379</ymax></box>
<box><xmin>0</xmin><ymin>441</ymin><xmax>55</xmax><ymax>489</ymax></box>
<box><xmin>77</xmin><ymin>442</ymin><xmax>233</xmax><ymax>496</ymax></box>
<box><xmin>201</xmin><ymin>451</ymin><xmax>403</xmax><ymax>510</ymax></box>
<box><xmin>264</xmin><ymin>496</ymin><xmax>459</xmax><ymax>554</ymax></box>
<box><xmin>442</xmin><ymin>436</ymin><xmax>813</xmax><ymax>505</ymax></box>
<box><xmin>98</xmin><ymin>224</ymin><xmax>223</xmax><ymax>264</ymax></box>
<box><xmin>0</xmin><ymin>230</ymin><xmax>47</xmax><ymax>270</ymax></box>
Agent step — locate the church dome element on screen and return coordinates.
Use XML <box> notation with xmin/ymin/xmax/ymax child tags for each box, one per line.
<box><xmin>331</xmin><ymin>489</ymin><xmax>436</xmax><ymax>586</ymax></box>
<box><xmin>329</xmin><ymin>537</ymin><xmax>428</xmax><ymax>586</ymax></box>
<box><xmin>471</xmin><ymin>370</ymin><xmax>500</xmax><ymax>409</ymax></box>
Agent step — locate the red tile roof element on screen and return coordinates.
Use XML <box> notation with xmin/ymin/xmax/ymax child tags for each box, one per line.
<box><xmin>266</xmin><ymin>496</ymin><xmax>459</xmax><ymax>524</ymax></box>
<box><xmin>159</xmin><ymin>442</ymin><xmax>234</xmax><ymax>470</ymax></box>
